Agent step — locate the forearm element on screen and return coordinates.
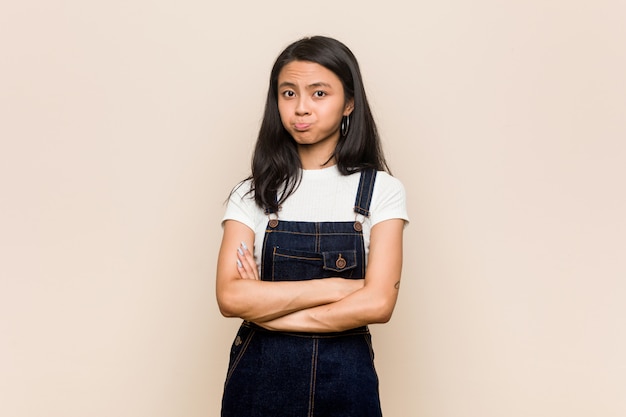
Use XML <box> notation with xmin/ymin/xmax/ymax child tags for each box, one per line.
<box><xmin>217</xmin><ymin>277</ymin><xmax>360</xmax><ymax>322</ymax></box>
<box><xmin>257</xmin><ymin>284</ymin><xmax>399</xmax><ymax>332</ymax></box>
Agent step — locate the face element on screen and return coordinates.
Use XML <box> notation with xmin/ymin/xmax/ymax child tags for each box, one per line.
<box><xmin>277</xmin><ymin>60</ymin><xmax>354</xmax><ymax>158</ymax></box>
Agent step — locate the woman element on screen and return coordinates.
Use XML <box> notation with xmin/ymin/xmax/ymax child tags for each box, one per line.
<box><xmin>216</xmin><ymin>36</ymin><xmax>408</xmax><ymax>417</ymax></box>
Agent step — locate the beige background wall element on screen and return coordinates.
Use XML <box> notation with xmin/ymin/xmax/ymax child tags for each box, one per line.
<box><xmin>1</xmin><ymin>1</ymin><xmax>625</xmax><ymax>416</ymax></box>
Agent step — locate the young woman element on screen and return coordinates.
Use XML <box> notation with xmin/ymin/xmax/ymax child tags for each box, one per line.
<box><xmin>216</xmin><ymin>36</ymin><xmax>409</xmax><ymax>417</ymax></box>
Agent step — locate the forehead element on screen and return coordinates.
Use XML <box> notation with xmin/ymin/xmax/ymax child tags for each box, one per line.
<box><xmin>278</xmin><ymin>60</ymin><xmax>342</xmax><ymax>86</ymax></box>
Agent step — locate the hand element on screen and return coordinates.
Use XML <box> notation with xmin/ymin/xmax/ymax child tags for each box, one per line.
<box><xmin>236</xmin><ymin>241</ymin><xmax>259</xmax><ymax>280</ymax></box>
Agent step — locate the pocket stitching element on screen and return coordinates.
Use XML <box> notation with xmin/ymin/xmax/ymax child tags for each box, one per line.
<box><xmin>224</xmin><ymin>327</ymin><xmax>256</xmax><ymax>387</ymax></box>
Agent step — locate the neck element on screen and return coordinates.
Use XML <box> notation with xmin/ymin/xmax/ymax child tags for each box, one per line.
<box><xmin>297</xmin><ymin>138</ymin><xmax>339</xmax><ymax>170</ymax></box>
<box><xmin>298</xmin><ymin>148</ymin><xmax>336</xmax><ymax>169</ymax></box>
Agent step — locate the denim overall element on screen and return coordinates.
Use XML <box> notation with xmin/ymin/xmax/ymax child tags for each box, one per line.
<box><xmin>221</xmin><ymin>169</ymin><xmax>382</xmax><ymax>417</ymax></box>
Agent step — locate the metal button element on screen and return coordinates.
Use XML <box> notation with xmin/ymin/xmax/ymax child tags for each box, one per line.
<box><xmin>336</xmin><ymin>254</ymin><xmax>347</xmax><ymax>269</ymax></box>
<box><xmin>269</xmin><ymin>219</ymin><xmax>279</xmax><ymax>228</ymax></box>
<box><xmin>353</xmin><ymin>221</ymin><xmax>362</xmax><ymax>232</ymax></box>
<box><xmin>234</xmin><ymin>336</ymin><xmax>242</xmax><ymax>346</ymax></box>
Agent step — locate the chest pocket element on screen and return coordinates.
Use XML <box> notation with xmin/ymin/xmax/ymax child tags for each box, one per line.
<box><xmin>270</xmin><ymin>247</ymin><xmax>359</xmax><ymax>281</ymax></box>
<box><xmin>322</xmin><ymin>250</ymin><xmax>358</xmax><ymax>273</ymax></box>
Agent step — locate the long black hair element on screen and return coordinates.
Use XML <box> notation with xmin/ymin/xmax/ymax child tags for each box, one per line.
<box><xmin>250</xmin><ymin>36</ymin><xmax>389</xmax><ymax>212</ymax></box>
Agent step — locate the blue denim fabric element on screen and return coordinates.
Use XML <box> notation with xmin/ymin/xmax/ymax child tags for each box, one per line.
<box><xmin>221</xmin><ymin>170</ymin><xmax>382</xmax><ymax>417</ymax></box>
<box><xmin>263</xmin><ymin>221</ymin><xmax>366</xmax><ymax>282</ymax></box>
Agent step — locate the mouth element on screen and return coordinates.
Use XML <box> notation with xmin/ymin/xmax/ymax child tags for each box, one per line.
<box><xmin>294</xmin><ymin>123</ymin><xmax>311</xmax><ymax>131</ymax></box>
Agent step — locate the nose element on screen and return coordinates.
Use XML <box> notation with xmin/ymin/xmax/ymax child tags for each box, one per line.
<box><xmin>295</xmin><ymin>96</ymin><xmax>310</xmax><ymax>116</ymax></box>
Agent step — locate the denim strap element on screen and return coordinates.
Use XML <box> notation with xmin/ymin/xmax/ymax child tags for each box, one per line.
<box><xmin>353</xmin><ymin>169</ymin><xmax>377</xmax><ymax>217</ymax></box>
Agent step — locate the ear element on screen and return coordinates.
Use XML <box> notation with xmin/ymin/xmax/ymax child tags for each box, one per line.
<box><xmin>343</xmin><ymin>98</ymin><xmax>354</xmax><ymax>116</ymax></box>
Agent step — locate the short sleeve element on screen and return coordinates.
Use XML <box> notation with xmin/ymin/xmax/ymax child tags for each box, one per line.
<box><xmin>369</xmin><ymin>173</ymin><xmax>409</xmax><ymax>226</ymax></box>
<box><xmin>222</xmin><ymin>180</ymin><xmax>257</xmax><ymax>231</ymax></box>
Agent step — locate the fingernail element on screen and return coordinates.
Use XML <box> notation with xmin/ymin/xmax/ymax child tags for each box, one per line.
<box><xmin>237</xmin><ymin>248</ymin><xmax>244</xmax><ymax>256</ymax></box>
<box><xmin>236</xmin><ymin>259</ymin><xmax>243</xmax><ymax>268</ymax></box>
<box><xmin>241</xmin><ymin>241</ymin><xmax>248</xmax><ymax>250</ymax></box>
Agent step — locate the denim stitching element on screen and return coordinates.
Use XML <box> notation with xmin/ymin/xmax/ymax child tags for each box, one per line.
<box><xmin>357</xmin><ymin>170</ymin><xmax>367</xmax><ymax>211</ymax></box>
<box><xmin>268</xmin><ymin>228</ymin><xmax>355</xmax><ymax>232</ymax></box>
<box><xmin>269</xmin><ymin>231</ymin><xmax>361</xmax><ymax>237</ymax></box>
<box><xmin>359</xmin><ymin>239</ymin><xmax>366</xmax><ymax>277</ymax></box>
<box><xmin>363</xmin><ymin>333</ymin><xmax>375</xmax><ymax>363</ymax></box>
<box><xmin>271</xmin><ymin>246</ymin><xmax>277</xmax><ymax>281</ymax></box>
<box><xmin>364</xmin><ymin>170</ymin><xmax>376</xmax><ymax>214</ymax></box>
<box><xmin>261</xmin><ymin>231</ymin><xmax>270</xmax><ymax>282</ymax></box>
<box><xmin>308</xmin><ymin>339</ymin><xmax>319</xmax><ymax>417</ymax></box>
<box><xmin>353</xmin><ymin>169</ymin><xmax>377</xmax><ymax>217</ymax></box>
<box><xmin>275</xmin><ymin>254</ymin><xmax>323</xmax><ymax>261</ymax></box>
<box><xmin>224</xmin><ymin>327</ymin><xmax>256</xmax><ymax>388</ymax></box>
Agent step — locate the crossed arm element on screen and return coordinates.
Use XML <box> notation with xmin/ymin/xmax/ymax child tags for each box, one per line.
<box><xmin>215</xmin><ymin>218</ymin><xmax>404</xmax><ymax>332</ymax></box>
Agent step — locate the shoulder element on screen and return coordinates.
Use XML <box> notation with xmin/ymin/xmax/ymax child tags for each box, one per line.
<box><xmin>375</xmin><ymin>171</ymin><xmax>404</xmax><ymax>188</ymax></box>
<box><xmin>223</xmin><ymin>179</ymin><xmax>263</xmax><ymax>230</ymax></box>
<box><xmin>371</xmin><ymin>171</ymin><xmax>409</xmax><ymax>225</ymax></box>
<box><xmin>226</xmin><ymin>178</ymin><xmax>258</xmax><ymax>210</ymax></box>
<box><xmin>374</xmin><ymin>171</ymin><xmax>406</xmax><ymax>199</ymax></box>
<box><xmin>229</xmin><ymin>178</ymin><xmax>254</xmax><ymax>200</ymax></box>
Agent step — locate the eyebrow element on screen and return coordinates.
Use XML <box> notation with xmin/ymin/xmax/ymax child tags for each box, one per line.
<box><xmin>278</xmin><ymin>81</ymin><xmax>334</xmax><ymax>89</ymax></box>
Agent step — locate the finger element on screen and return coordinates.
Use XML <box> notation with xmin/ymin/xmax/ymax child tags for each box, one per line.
<box><xmin>240</xmin><ymin>241</ymin><xmax>260</xmax><ymax>280</ymax></box>
<box><xmin>236</xmin><ymin>256</ymin><xmax>251</xmax><ymax>279</ymax></box>
<box><xmin>236</xmin><ymin>248</ymin><xmax>254</xmax><ymax>279</ymax></box>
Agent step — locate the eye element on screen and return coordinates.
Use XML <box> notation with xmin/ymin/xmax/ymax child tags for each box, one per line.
<box><xmin>314</xmin><ymin>91</ymin><xmax>326</xmax><ymax>98</ymax></box>
<box><xmin>282</xmin><ymin>90</ymin><xmax>295</xmax><ymax>98</ymax></box>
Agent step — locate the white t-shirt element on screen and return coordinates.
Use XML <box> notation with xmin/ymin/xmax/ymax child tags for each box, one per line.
<box><xmin>222</xmin><ymin>165</ymin><xmax>409</xmax><ymax>265</ymax></box>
